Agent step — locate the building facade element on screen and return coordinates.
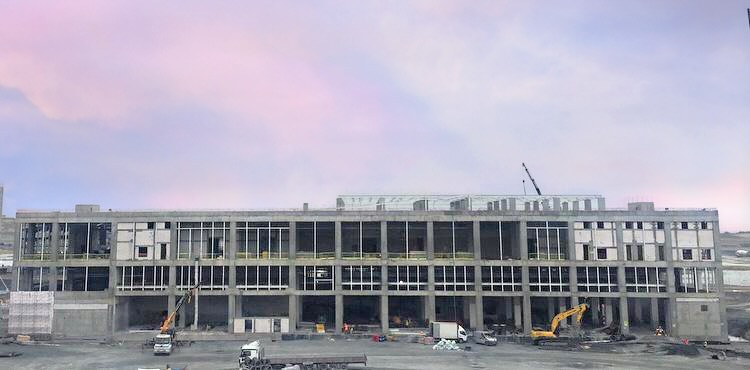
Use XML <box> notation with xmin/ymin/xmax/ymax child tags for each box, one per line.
<box><xmin>10</xmin><ymin>195</ymin><xmax>727</xmax><ymax>341</ymax></box>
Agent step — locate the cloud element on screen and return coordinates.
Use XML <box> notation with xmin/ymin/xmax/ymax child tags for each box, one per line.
<box><xmin>0</xmin><ymin>1</ymin><xmax>748</xmax><ymax>231</ymax></box>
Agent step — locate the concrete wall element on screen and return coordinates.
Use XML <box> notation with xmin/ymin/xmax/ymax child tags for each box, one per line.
<box><xmin>53</xmin><ymin>292</ymin><xmax>111</xmax><ymax>338</ymax></box>
<box><xmin>675</xmin><ymin>299</ymin><xmax>722</xmax><ymax>339</ymax></box>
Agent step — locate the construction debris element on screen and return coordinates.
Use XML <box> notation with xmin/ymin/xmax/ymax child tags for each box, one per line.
<box><xmin>432</xmin><ymin>338</ymin><xmax>461</xmax><ymax>351</ymax></box>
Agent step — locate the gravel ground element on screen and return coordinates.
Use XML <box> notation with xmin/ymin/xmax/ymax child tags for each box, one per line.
<box><xmin>2</xmin><ymin>338</ymin><xmax>750</xmax><ymax>370</ymax></box>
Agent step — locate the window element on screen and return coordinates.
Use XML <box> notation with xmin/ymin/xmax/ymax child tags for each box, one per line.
<box><xmin>583</xmin><ymin>222</ymin><xmax>592</xmax><ymax>229</ymax></box>
<box><xmin>682</xmin><ymin>249</ymin><xmax>693</xmax><ymax>260</ymax></box>
<box><xmin>176</xmin><ymin>222</ymin><xmax>229</xmax><ymax>260</ymax></box>
<box><xmin>434</xmin><ymin>265</ymin><xmax>475</xmax><ymax>291</ymax></box>
<box><xmin>434</xmin><ymin>221</ymin><xmax>473</xmax><ymax>259</ymax></box>
<box><xmin>294</xmin><ymin>222</ymin><xmax>333</xmax><ymax>259</ymax></box>
<box><xmin>700</xmin><ymin>222</ymin><xmax>708</xmax><ymax>230</ymax></box>
<box><xmin>117</xmin><ymin>266</ymin><xmax>166</xmax><ymax>291</ymax></box>
<box><xmin>625</xmin><ymin>222</ymin><xmax>633</xmax><ymax>229</ymax></box>
<box><xmin>388</xmin><ymin>221</ymin><xmax>426</xmax><ymax>259</ymax></box>
<box><xmin>656</xmin><ymin>222</ymin><xmax>664</xmax><ymax>230</ymax></box>
<box><xmin>636</xmin><ymin>222</ymin><xmax>643</xmax><ymax>230</ymax></box>
<box><xmin>342</xmin><ymin>222</ymin><xmax>381</xmax><ymax>259</ymax></box>
<box><xmin>577</xmin><ymin>266</ymin><xmax>618</xmax><ymax>292</ymax></box>
<box><xmin>341</xmin><ymin>265</ymin><xmax>381</xmax><ymax>290</ymax></box>
<box><xmin>59</xmin><ymin>222</ymin><xmax>112</xmax><ymax>259</ymax></box>
<box><xmin>596</xmin><ymin>222</ymin><xmax>605</xmax><ymax>229</ymax></box>
<box><xmin>528</xmin><ymin>266</ymin><xmax>569</xmax><ymax>292</ymax></box>
<box><xmin>597</xmin><ymin>248</ymin><xmax>607</xmax><ymax>260</ymax></box>
<box><xmin>657</xmin><ymin>245</ymin><xmax>665</xmax><ymax>261</ymax></box>
<box><xmin>583</xmin><ymin>244</ymin><xmax>590</xmax><ymax>261</ymax></box>
<box><xmin>19</xmin><ymin>223</ymin><xmax>52</xmax><ymax>260</ymax></box>
<box><xmin>388</xmin><ymin>265</ymin><xmax>427</xmax><ymax>291</ymax></box>
<box><xmin>701</xmin><ymin>305</ymin><xmax>708</xmax><ymax>312</ymax></box>
<box><xmin>236</xmin><ymin>266</ymin><xmax>289</xmax><ymax>290</ymax></box>
<box><xmin>625</xmin><ymin>267</ymin><xmax>667</xmax><ymax>292</ymax></box>
<box><xmin>675</xmin><ymin>267</ymin><xmax>717</xmax><ymax>293</ymax></box>
<box><xmin>137</xmin><ymin>246</ymin><xmax>148</xmax><ymax>257</ymax></box>
<box><xmin>237</xmin><ymin>221</ymin><xmax>290</xmax><ymax>259</ymax></box>
<box><xmin>481</xmin><ymin>266</ymin><xmax>522</xmax><ymax>292</ymax></box>
<box><xmin>296</xmin><ymin>265</ymin><xmax>334</xmax><ymax>290</ymax></box>
<box><xmin>681</xmin><ymin>222</ymin><xmax>689</xmax><ymax>230</ymax></box>
<box><xmin>527</xmin><ymin>221</ymin><xmax>568</xmax><ymax>260</ymax></box>
<box><xmin>700</xmin><ymin>249</ymin><xmax>712</xmax><ymax>261</ymax></box>
<box><xmin>626</xmin><ymin>244</ymin><xmax>632</xmax><ymax>261</ymax></box>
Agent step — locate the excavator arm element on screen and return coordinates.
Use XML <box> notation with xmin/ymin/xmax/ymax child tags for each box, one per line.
<box><xmin>160</xmin><ymin>283</ymin><xmax>200</xmax><ymax>334</ymax></box>
<box><xmin>549</xmin><ymin>303</ymin><xmax>588</xmax><ymax>334</ymax></box>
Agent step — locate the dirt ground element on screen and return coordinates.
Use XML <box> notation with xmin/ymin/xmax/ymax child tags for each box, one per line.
<box><xmin>2</xmin><ymin>337</ymin><xmax>750</xmax><ymax>370</ymax></box>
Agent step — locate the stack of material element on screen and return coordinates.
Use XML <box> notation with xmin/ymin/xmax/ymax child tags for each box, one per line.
<box><xmin>418</xmin><ymin>336</ymin><xmax>435</xmax><ymax>345</ymax></box>
<box><xmin>432</xmin><ymin>338</ymin><xmax>461</xmax><ymax>351</ymax></box>
<box><xmin>8</xmin><ymin>292</ymin><xmax>53</xmax><ymax>335</ymax></box>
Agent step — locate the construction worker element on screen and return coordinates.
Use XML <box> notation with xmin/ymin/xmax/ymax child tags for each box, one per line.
<box><xmin>655</xmin><ymin>326</ymin><xmax>665</xmax><ymax>336</ymax></box>
<box><xmin>343</xmin><ymin>322</ymin><xmax>350</xmax><ymax>334</ymax></box>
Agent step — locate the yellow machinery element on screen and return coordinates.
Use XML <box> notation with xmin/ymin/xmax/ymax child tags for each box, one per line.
<box><xmin>530</xmin><ymin>303</ymin><xmax>588</xmax><ymax>343</ymax></box>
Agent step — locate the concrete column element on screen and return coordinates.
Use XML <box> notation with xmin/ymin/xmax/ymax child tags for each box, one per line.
<box><xmin>514</xmin><ymin>297</ymin><xmax>522</xmax><ymax>330</ymax></box>
<box><xmin>504</xmin><ymin>298</ymin><xmax>512</xmax><ymax>323</ymax></box>
<box><xmin>288</xmin><ymin>222</ymin><xmax>296</xmax><ymax>259</ymax></box>
<box><xmin>50</xmin><ymin>221</ymin><xmax>60</xmax><ymax>262</ymax></box>
<box><xmin>170</xmin><ymin>221</ymin><xmax>178</xmax><ymax>260</ymax></box>
<box><xmin>663</xmin><ymin>226</ymin><xmax>678</xmax><ymax>335</ymax></box>
<box><xmin>228</xmin><ymin>221</ymin><xmax>237</xmax><ymax>260</ymax></box>
<box><xmin>615</xmin><ymin>222</ymin><xmax>625</xmax><ymax>261</ymax></box>
<box><xmin>334</xmin><ymin>221</ymin><xmax>342</xmax><ymax>260</ymax></box>
<box><xmin>566</xmin><ymin>221</ymin><xmax>576</xmax><ymax>261</ymax></box>
<box><xmin>380</xmin><ymin>221</ymin><xmax>388</xmax><ymax>260</ymax></box>
<box><xmin>335</xmin><ymin>294</ymin><xmax>344</xmax><ymax>333</ymax></box>
<box><xmin>380</xmin><ymin>295</ymin><xmax>388</xmax><ymax>333</ymax></box>
<box><xmin>712</xmin><ymin>220</ymin><xmax>729</xmax><ymax>340</ymax></box>
<box><xmin>227</xmin><ymin>294</ymin><xmax>236</xmax><ymax>333</ymax></box>
<box><xmin>604</xmin><ymin>299</ymin><xmax>614</xmax><ymax>325</ymax></box>
<box><xmin>426</xmin><ymin>222</ymin><xmax>435</xmax><ymax>260</ymax></box>
<box><xmin>650</xmin><ymin>297</ymin><xmax>660</xmax><ymax>330</ymax></box>
<box><xmin>619</xmin><ymin>296</ymin><xmax>629</xmax><ymax>334</ymax></box>
<box><xmin>288</xmin><ymin>295</ymin><xmax>298</xmax><ymax>331</ymax></box>
<box><xmin>522</xmin><ymin>295</ymin><xmax>532</xmax><ymax>334</ymax></box>
<box><xmin>106</xmin><ymin>221</ymin><xmax>118</xmax><ymax>295</ymax></box>
<box><xmin>474</xmin><ymin>265</ymin><xmax>483</xmax><ymax>330</ymax></box>
<box><xmin>178</xmin><ymin>299</ymin><xmax>186</xmax><ymax>328</ymax></box>
<box><xmin>425</xmin><ymin>295</ymin><xmax>436</xmax><ymax>323</ymax></box>
<box><xmin>475</xmin><ymin>295</ymin><xmax>484</xmax><ymax>330</ymax></box>
<box><xmin>168</xmin><ymin>294</ymin><xmax>176</xmax><ymax>330</ymax></box>
<box><xmin>335</xmin><ymin>265</ymin><xmax>342</xmax><ymax>291</ymax></box>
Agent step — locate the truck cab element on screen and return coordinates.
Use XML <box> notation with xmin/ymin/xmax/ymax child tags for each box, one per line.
<box><xmin>238</xmin><ymin>340</ymin><xmax>264</xmax><ymax>368</ymax></box>
<box><xmin>153</xmin><ymin>334</ymin><xmax>173</xmax><ymax>355</ymax></box>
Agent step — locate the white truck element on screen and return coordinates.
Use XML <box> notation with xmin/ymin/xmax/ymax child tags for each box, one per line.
<box><xmin>430</xmin><ymin>322</ymin><xmax>469</xmax><ymax>343</ymax></box>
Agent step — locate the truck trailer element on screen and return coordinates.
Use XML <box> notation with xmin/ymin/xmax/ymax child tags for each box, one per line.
<box><xmin>429</xmin><ymin>322</ymin><xmax>469</xmax><ymax>343</ymax></box>
<box><xmin>238</xmin><ymin>341</ymin><xmax>367</xmax><ymax>370</ymax></box>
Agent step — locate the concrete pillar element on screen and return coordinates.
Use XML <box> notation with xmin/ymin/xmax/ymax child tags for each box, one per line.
<box><xmin>334</xmin><ymin>221</ymin><xmax>342</xmax><ymax>260</ymax></box>
<box><xmin>514</xmin><ymin>297</ymin><xmax>522</xmax><ymax>330</ymax></box>
<box><xmin>665</xmin><ymin>299</ymin><xmax>674</xmax><ymax>336</ymax></box>
<box><xmin>380</xmin><ymin>295</ymin><xmax>388</xmax><ymax>333</ymax></box>
<box><xmin>288</xmin><ymin>295</ymin><xmax>298</xmax><ymax>331</ymax></box>
<box><xmin>335</xmin><ymin>295</ymin><xmax>344</xmax><ymax>333</ymax></box>
<box><xmin>178</xmin><ymin>298</ymin><xmax>186</xmax><ymax>328</ymax></box>
<box><xmin>426</xmin><ymin>221</ymin><xmax>434</xmax><ymax>260</ymax></box>
<box><xmin>466</xmin><ymin>297</ymin><xmax>476</xmax><ymax>329</ymax></box>
<box><xmin>519</xmin><ymin>222</ymin><xmax>528</xmax><ymax>260</ymax></box>
<box><xmin>380</xmin><ymin>221</ymin><xmax>388</xmax><ymax>260</ymax></box>
<box><xmin>663</xmin><ymin>226</ymin><xmax>678</xmax><ymax>335</ymax></box>
<box><xmin>474</xmin><ymin>295</ymin><xmax>484</xmax><ymax>330</ymax></box>
<box><xmin>615</xmin><ymin>222</ymin><xmax>625</xmax><ymax>261</ymax></box>
<box><xmin>633</xmin><ymin>299</ymin><xmax>643</xmax><ymax>324</ymax></box>
<box><xmin>619</xmin><ymin>296</ymin><xmax>629</xmax><ymax>334</ymax></box>
<box><xmin>425</xmin><ymin>294</ymin><xmax>436</xmax><ymax>323</ymax></box>
<box><xmin>289</xmin><ymin>222</ymin><xmax>297</xmax><ymax>259</ymax></box>
<box><xmin>604</xmin><ymin>299</ymin><xmax>614</xmax><ymax>326</ymax></box>
<box><xmin>472</xmin><ymin>221</ymin><xmax>481</xmax><ymax>260</ymax></box>
<box><xmin>522</xmin><ymin>295</ymin><xmax>532</xmax><ymax>334</ymax></box>
<box><xmin>712</xmin><ymin>220</ymin><xmax>729</xmax><ymax>340</ymax></box>
<box><xmin>227</xmin><ymin>295</ymin><xmax>236</xmax><ymax>333</ymax></box>
<box><xmin>650</xmin><ymin>297</ymin><xmax>660</xmax><ymax>330</ymax></box>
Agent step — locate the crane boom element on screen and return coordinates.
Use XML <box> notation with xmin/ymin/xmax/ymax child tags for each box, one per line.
<box><xmin>160</xmin><ymin>283</ymin><xmax>200</xmax><ymax>334</ymax></box>
<box><xmin>530</xmin><ymin>303</ymin><xmax>588</xmax><ymax>341</ymax></box>
<box><xmin>522</xmin><ymin>163</ymin><xmax>542</xmax><ymax>195</ymax></box>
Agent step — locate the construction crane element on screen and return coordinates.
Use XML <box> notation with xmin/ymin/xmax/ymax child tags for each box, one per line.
<box><xmin>522</xmin><ymin>162</ymin><xmax>542</xmax><ymax>195</ymax></box>
<box><xmin>530</xmin><ymin>303</ymin><xmax>588</xmax><ymax>343</ymax></box>
<box><xmin>153</xmin><ymin>283</ymin><xmax>200</xmax><ymax>355</ymax></box>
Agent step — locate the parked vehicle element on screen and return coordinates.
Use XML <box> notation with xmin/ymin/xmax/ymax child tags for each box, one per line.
<box><xmin>429</xmin><ymin>322</ymin><xmax>469</xmax><ymax>343</ymax></box>
<box><xmin>238</xmin><ymin>340</ymin><xmax>367</xmax><ymax>370</ymax></box>
<box><xmin>152</xmin><ymin>283</ymin><xmax>200</xmax><ymax>355</ymax></box>
<box><xmin>473</xmin><ymin>331</ymin><xmax>498</xmax><ymax>346</ymax></box>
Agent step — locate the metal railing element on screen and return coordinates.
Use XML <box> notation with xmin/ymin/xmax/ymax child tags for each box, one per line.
<box><xmin>434</xmin><ymin>252</ymin><xmax>474</xmax><ymax>260</ymax></box>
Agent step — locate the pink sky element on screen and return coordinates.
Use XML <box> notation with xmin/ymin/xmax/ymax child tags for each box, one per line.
<box><xmin>0</xmin><ymin>1</ymin><xmax>748</xmax><ymax>231</ymax></box>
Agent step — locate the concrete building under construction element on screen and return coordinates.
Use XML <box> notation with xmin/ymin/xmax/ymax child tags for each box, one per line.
<box><xmin>8</xmin><ymin>194</ymin><xmax>728</xmax><ymax>341</ymax></box>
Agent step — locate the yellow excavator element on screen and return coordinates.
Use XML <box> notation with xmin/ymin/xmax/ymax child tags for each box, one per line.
<box><xmin>530</xmin><ymin>303</ymin><xmax>588</xmax><ymax>344</ymax></box>
<box><xmin>153</xmin><ymin>283</ymin><xmax>200</xmax><ymax>355</ymax></box>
